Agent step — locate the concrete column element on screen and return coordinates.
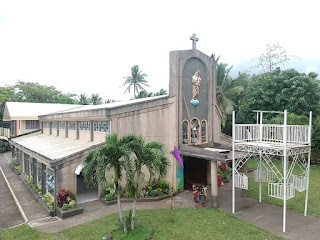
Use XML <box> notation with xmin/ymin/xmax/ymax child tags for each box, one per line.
<box><xmin>57</xmin><ymin>122</ymin><xmax>59</xmax><ymax>136</ymax></box>
<box><xmin>65</xmin><ymin>122</ymin><xmax>68</xmax><ymax>138</ymax></box>
<box><xmin>42</xmin><ymin>164</ymin><xmax>46</xmax><ymax>195</ymax></box>
<box><xmin>210</xmin><ymin>161</ymin><xmax>218</xmax><ymax>207</ymax></box>
<box><xmin>76</xmin><ymin>122</ymin><xmax>79</xmax><ymax>140</ymax></box>
<box><xmin>90</xmin><ymin>121</ymin><xmax>94</xmax><ymax>142</ymax></box>
<box><xmin>49</xmin><ymin>122</ymin><xmax>52</xmax><ymax>135</ymax></box>
<box><xmin>32</xmin><ymin>158</ymin><xmax>37</xmax><ymax>184</ymax></box>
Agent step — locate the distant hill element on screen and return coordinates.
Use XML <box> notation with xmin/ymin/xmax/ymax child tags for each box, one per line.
<box><xmin>230</xmin><ymin>57</ymin><xmax>320</xmax><ymax>79</ymax></box>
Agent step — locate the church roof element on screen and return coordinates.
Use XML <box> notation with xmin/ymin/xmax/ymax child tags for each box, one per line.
<box><xmin>43</xmin><ymin>95</ymin><xmax>168</xmax><ymax>115</ymax></box>
<box><xmin>3</xmin><ymin>102</ymin><xmax>83</xmax><ymax>121</ymax></box>
<box><xmin>10</xmin><ymin>133</ymin><xmax>102</xmax><ymax>165</ymax></box>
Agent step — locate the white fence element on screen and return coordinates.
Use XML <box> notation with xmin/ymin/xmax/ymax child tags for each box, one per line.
<box><xmin>268</xmin><ymin>183</ymin><xmax>295</xmax><ymax>200</ymax></box>
<box><xmin>234</xmin><ymin>124</ymin><xmax>309</xmax><ymax>145</ymax></box>
<box><xmin>234</xmin><ymin>173</ymin><xmax>248</xmax><ymax>190</ymax></box>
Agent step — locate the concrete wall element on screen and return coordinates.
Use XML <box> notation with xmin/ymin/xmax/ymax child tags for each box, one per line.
<box><xmin>114</xmin><ymin>99</ymin><xmax>177</xmax><ymax>189</ymax></box>
<box><xmin>79</xmin><ymin>131</ymin><xmax>90</xmax><ymax>141</ymax></box>
<box><xmin>68</xmin><ymin>130</ymin><xmax>77</xmax><ymax>140</ymax></box>
<box><xmin>93</xmin><ymin>132</ymin><xmax>106</xmax><ymax>143</ymax></box>
<box><xmin>43</xmin><ymin>128</ymin><xmax>50</xmax><ymax>136</ymax></box>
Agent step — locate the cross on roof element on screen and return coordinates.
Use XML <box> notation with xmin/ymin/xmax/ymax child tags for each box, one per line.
<box><xmin>190</xmin><ymin>34</ymin><xmax>198</xmax><ymax>49</ymax></box>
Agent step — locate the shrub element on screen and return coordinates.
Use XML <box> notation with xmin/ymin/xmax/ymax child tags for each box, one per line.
<box><xmin>11</xmin><ymin>158</ymin><xmax>16</xmax><ymax>168</ymax></box>
<box><xmin>156</xmin><ymin>180</ymin><xmax>170</xmax><ymax>190</ymax></box>
<box><xmin>68</xmin><ymin>200</ymin><xmax>77</xmax><ymax>209</ymax></box>
<box><xmin>42</xmin><ymin>194</ymin><xmax>54</xmax><ymax>210</ymax></box>
<box><xmin>26</xmin><ymin>176</ymin><xmax>33</xmax><ymax>185</ymax></box>
<box><xmin>62</xmin><ymin>203</ymin><xmax>69</xmax><ymax>211</ymax></box>
<box><xmin>163</xmin><ymin>188</ymin><xmax>170</xmax><ymax>195</ymax></box>
<box><xmin>156</xmin><ymin>188</ymin><xmax>163</xmax><ymax>196</ymax></box>
<box><xmin>70</xmin><ymin>192</ymin><xmax>76</xmax><ymax>201</ymax></box>
<box><xmin>34</xmin><ymin>185</ymin><xmax>42</xmax><ymax>195</ymax></box>
<box><xmin>149</xmin><ymin>189</ymin><xmax>157</xmax><ymax>197</ymax></box>
<box><xmin>105</xmin><ymin>193</ymin><xmax>116</xmax><ymax>201</ymax></box>
<box><xmin>56</xmin><ymin>188</ymin><xmax>71</xmax><ymax>208</ymax></box>
<box><xmin>15</xmin><ymin>165</ymin><xmax>21</xmax><ymax>173</ymax></box>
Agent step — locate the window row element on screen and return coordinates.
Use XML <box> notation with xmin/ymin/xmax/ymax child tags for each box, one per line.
<box><xmin>182</xmin><ymin>118</ymin><xmax>207</xmax><ymax>144</ymax></box>
<box><xmin>26</xmin><ymin>120</ymin><xmax>40</xmax><ymax>129</ymax></box>
<box><xmin>42</xmin><ymin>121</ymin><xmax>110</xmax><ymax>133</ymax></box>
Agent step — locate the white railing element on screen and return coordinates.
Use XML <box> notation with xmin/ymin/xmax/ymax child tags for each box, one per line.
<box><xmin>234</xmin><ymin>173</ymin><xmax>248</xmax><ymax>190</ymax></box>
<box><xmin>290</xmin><ymin>174</ymin><xmax>308</xmax><ymax>192</ymax></box>
<box><xmin>268</xmin><ymin>183</ymin><xmax>295</xmax><ymax>200</ymax></box>
<box><xmin>234</xmin><ymin>124</ymin><xmax>310</xmax><ymax>145</ymax></box>
<box><xmin>254</xmin><ymin>169</ymin><xmax>275</xmax><ymax>183</ymax></box>
<box><xmin>0</xmin><ymin>127</ymin><xmax>10</xmax><ymax>139</ymax></box>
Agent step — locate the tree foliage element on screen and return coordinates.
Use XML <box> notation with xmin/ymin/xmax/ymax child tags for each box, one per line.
<box><xmin>238</xmin><ymin>68</ymin><xmax>320</xmax><ymax>123</ymax></box>
<box><xmin>123</xmin><ymin>65</ymin><xmax>149</xmax><ymax>99</ymax></box>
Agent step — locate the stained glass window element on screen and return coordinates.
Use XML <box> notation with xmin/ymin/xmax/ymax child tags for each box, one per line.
<box><xmin>79</xmin><ymin>121</ymin><xmax>91</xmax><ymax>131</ymax></box>
<box><xmin>190</xmin><ymin>118</ymin><xmax>200</xmax><ymax>143</ymax></box>
<box><xmin>37</xmin><ymin>163</ymin><xmax>42</xmax><ymax>187</ymax></box>
<box><xmin>45</xmin><ymin>169</ymin><xmax>54</xmax><ymax>196</ymax></box>
<box><xmin>182</xmin><ymin>120</ymin><xmax>189</xmax><ymax>144</ymax></box>
<box><xmin>93</xmin><ymin>121</ymin><xmax>110</xmax><ymax>133</ymax></box>
<box><xmin>68</xmin><ymin>122</ymin><xmax>76</xmax><ymax>130</ymax></box>
<box><xmin>59</xmin><ymin>122</ymin><xmax>66</xmax><ymax>130</ymax></box>
<box><xmin>201</xmin><ymin>120</ymin><xmax>207</xmax><ymax>142</ymax></box>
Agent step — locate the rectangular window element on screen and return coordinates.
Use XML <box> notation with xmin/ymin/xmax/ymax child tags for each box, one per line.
<box><xmin>37</xmin><ymin>163</ymin><xmax>42</xmax><ymax>187</ymax></box>
<box><xmin>68</xmin><ymin>122</ymin><xmax>76</xmax><ymax>130</ymax></box>
<box><xmin>93</xmin><ymin>121</ymin><xmax>110</xmax><ymax>133</ymax></box>
<box><xmin>43</xmin><ymin>122</ymin><xmax>50</xmax><ymax>128</ymax></box>
<box><xmin>79</xmin><ymin>121</ymin><xmax>91</xmax><ymax>131</ymax></box>
<box><xmin>45</xmin><ymin>169</ymin><xmax>54</xmax><ymax>196</ymax></box>
<box><xmin>25</xmin><ymin>120</ymin><xmax>40</xmax><ymax>129</ymax></box>
<box><xmin>59</xmin><ymin>122</ymin><xmax>66</xmax><ymax>130</ymax></box>
<box><xmin>51</xmin><ymin>122</ymin><xmax>57</xmax><ymax>129</ymax></box>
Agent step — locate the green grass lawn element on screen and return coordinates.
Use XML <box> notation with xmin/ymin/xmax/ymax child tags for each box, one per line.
<box><xmin>1</xmin><ymin>208</ymin><xmax>284</xmax><ymax>240</ymax></box>
<box><xmin>247</xmin><ymin>158</ymin><xmax>320</xmax><ymax>217</ymax></box>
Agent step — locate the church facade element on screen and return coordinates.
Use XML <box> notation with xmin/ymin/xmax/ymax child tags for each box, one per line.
<box><xmin>9</xmin><ymin>40</ymin><xmax>231</xmax><ymax>213</ymax></box>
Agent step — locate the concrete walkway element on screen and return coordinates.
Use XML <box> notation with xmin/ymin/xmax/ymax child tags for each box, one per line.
<box><xmin>219</xmin><ymin>181</ymin><xmax>320</xmax><ymax>240</ymax></box>
<box><xmin>0</xmin><ymin>153</ymin><xmax>49</xmax><ymax>225</ymax></box>
<box><xmin>1</xmin><ymin>150</ymin><xmax>320</xmax><ymax>239</ymax></box>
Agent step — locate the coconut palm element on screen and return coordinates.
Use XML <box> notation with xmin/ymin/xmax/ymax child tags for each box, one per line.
<box><xmin>82</xmin><ymin>133</ymin><xmax>131</xmax><ymax>233</ymax></box>
<box><xmin>123</xmin><ymin>65</ymin><xmax>149</xmax><ymax>99</ymax></box>
<box><xmin>122</xmin><ymin>135</ymin><xmax>170</xmax><ymax>230</ymax></box>
<box><xmin>78</xmin><ymin>93</ymin><xmax>89</xmax><ymax>105</ymax></box>
<box><xmin>216</xmin><ymin>62</ymin><xmax>248</xmax><ymax>126</ymax></box>
<box><xmin>90</xmin><ymin>93</ymin><xmax>102</xmax><ymax>105</ymax></box>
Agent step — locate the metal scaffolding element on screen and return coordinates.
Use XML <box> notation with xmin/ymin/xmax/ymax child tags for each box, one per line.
<box><xmin>232</xmin><ymin>110</ymin><xmax>312</xmax><ymax>233</ymax></box>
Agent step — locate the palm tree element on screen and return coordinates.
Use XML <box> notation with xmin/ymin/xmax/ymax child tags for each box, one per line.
<box><xmin>122</xmin><ymin>135</ymin><xmax>170</xmax><ymax>230</ymax></box>
<box><xmin>215</xmin><ymin>61</ymin><xmax>248</xmax><ymax>126</ymax></box>
<box><xmin>78</xmin><ymin>93</ymin><xmax>89</xmax><ymax>105</ymax></box>
<box><xmin>123</xmin><ymin>65</ymin><xmax>149</xmax><ymax>99</ymax></box>
<box><xmin>90</xmin><ymin>93</ymin><xmax>102</xmax><ymax>105</ymax></box>
<box><xmin>83</xmin><ymin>133</ymin><xmax>131</xmax><ymax>233</ymax></box>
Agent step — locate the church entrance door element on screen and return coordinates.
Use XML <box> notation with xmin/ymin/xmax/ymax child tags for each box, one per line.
<box><xmin>183</xmin><ymin>156</ymin><xmax>207</xmax><ymax>190</ymax></box>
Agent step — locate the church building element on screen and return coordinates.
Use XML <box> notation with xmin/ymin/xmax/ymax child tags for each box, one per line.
<box><xmin>8</xmin><ymin>35</ymin><xmax>232</xmax><ymax>211</ymax></box>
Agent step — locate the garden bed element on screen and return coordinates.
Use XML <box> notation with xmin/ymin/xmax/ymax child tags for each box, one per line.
<box><xmin>56</xmin><ymin>207</ymin><xmax>83</xmax><ymax>219</ymax></box>
<box><xmin>101</xmin><ymin>191</ymin><xmax>182</xmax><ymax>206</ymax></box>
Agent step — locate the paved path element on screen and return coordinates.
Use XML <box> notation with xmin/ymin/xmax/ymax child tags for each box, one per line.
<box><xmin>0</xmin><ymin>153</ymin><xmax>48</xmax><ymax>227</ymax></box>
<box><xmin>219</xmin><ymin>181</ymin><xmax>320</xmax><ymax>240</ymax></box>
<box><xmin>0</xmin><ymin>166</ymin><xmax>24</xmax><ymax>229</ymax></box>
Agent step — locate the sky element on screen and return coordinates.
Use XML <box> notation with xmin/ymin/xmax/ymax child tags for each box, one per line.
<box><xmin>0</xmin><ymin>0</ymin><xmax>319</xmax><ymax>101</ymax></box>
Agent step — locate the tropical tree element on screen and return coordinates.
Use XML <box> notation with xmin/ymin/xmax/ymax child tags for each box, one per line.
<box><xmin>121</xmin><ymin>135</ymin><xmax>170</xmax><ymax>230</ymax></box>
<box><xmin>90</xmin><ymin>93</ymin><xmax>102</xmax><ymax>105</ymax></box>
<box><xmin>78</xmin><ymin>93</ymin><xmax>89</xmax><ymax>105</ymax></box>
<box><xmin>216</xmin><ymin>62</ymin><xmax>247</xmax><ymax>126</ymax></box>
<box><xmin>83</xmin><ymin>133</ymin><xmax>131</xmax><ymax>233</ymax></box>
<box><xmin>123</xmin><ymin>65</ymin><xmax>149</xmax><ymax>99</ymax></box>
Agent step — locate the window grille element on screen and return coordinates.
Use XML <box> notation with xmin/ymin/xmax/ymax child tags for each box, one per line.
<box><xmin>182</xmin><ymin>120</ymin><xmax>189</xmax><ymax>144</ymax></box>
<box><xmin>59</xmin><ymin>122</ymin><xmax>66</xmax><ymax>130</ymax></box>
<box><xmin>68</xmin><ymin>122</ymin><xmax>76</xmax><ymax>130</ymax></box>
<box><xmin>93</xmin><ymin>121</ymin><xmax>110</xmax><ymax>133</ymax></box>
<box><xmin>25</xmin><ymin>120</ymin><xmax>40</xmax><ymax>129</ymax></box>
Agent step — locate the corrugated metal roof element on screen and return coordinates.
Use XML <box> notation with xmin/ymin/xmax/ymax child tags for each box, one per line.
<box><xmin>3</xmin><ymin>102</ymin><xmax>83</xmax><ymax>121</ymax></box>
<box><xmin>10</xmin><ymin>134</ymin><xmax>101</xmax><ymax>161</ymax></box>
